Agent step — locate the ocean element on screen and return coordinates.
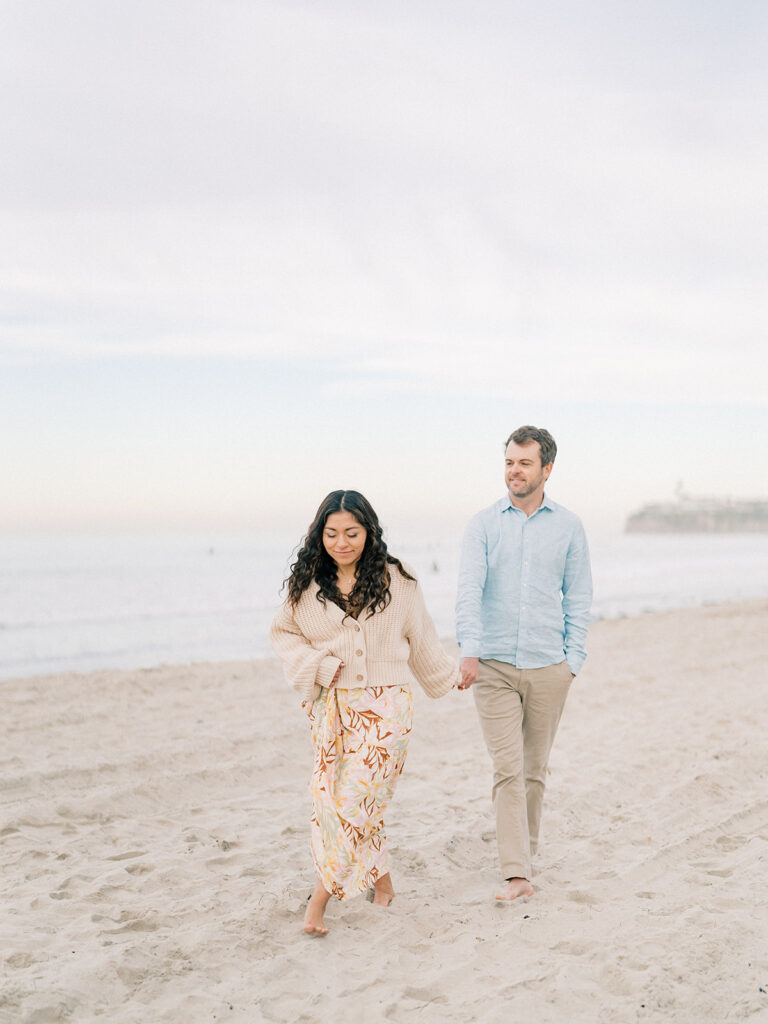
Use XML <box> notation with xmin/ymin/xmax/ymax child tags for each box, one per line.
<box><xmin>1</xmin><ymin>529</ymin><xmax>767</xmax><ymax>681</ymax></box>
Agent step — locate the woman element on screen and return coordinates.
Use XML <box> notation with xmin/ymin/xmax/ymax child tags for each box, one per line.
<box><xmin>270</xmin><ymin>489</ymin><xmax>459</xmax><ymax>935</ymax></box>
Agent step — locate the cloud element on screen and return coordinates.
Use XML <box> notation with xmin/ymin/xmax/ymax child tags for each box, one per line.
<box><xmin>1</xmin><ymin>0</ymin><xmax>766</xmax><ymax>411</ymax></box>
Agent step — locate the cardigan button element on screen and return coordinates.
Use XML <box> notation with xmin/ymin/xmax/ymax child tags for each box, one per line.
<box><xmin>355</xmin><ymin>649</ymin><xmax>363</xmax><ymax>656</ymax></box>
<box><xmin>356</xmin><ymin>674</ymin><xmax>364</xmax><ymax>681</ymax></box>
<box><xmin>354</xmin><ymin>625</ymin><xmax>361</xmax><ymax>631</ymax></box>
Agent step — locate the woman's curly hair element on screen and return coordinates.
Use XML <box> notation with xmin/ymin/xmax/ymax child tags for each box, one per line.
<box><xmin>285</xmin><ymin>490</ymin><xmax>415</xmax><ymax>618</ymax></box>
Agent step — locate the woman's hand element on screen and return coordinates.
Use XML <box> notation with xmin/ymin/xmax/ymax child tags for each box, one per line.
<box><xmin>330</xmin><ymin>662</ymin><xmax>345</xmax><ymax>687</ymax></box>
<box><xmin>458</xmin><ymin>657</ymin><xmax>479</xmax><ymax>690</ymax></box>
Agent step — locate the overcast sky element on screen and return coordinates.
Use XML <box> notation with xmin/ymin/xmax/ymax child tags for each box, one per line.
<box><xmin>2</xmin><ymin>0</ymin><xmax>766</xmax><ymax>534</ymax></box>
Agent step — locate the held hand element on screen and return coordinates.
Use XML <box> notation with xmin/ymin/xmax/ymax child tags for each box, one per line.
<box><xmin>458</xmin><ymin>657</ymin><xmax>479</xmax><ymax>690</ymax></box>
<box><xmin>330</xmin><ymin>662</ymin><xmax>345</xmax><ymax>687</ymax></box>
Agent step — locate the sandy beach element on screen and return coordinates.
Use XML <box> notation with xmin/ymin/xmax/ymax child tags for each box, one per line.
<box><xmin>2</xmin><ymin>599</ymin><xmax>767</xmax><ymax>1024</ymax></box>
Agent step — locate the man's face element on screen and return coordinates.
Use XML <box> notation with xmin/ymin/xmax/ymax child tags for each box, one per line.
<box><xmin>504</xmin><ymin>440</ymin><xmax>552</xmax><ymax>501</ymax></box>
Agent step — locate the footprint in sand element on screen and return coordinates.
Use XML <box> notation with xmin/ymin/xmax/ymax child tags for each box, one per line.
<box><xmin>85</xmin><ymin>884</ymin><xmax>123</xmax><ymax>903</ymax></box>
<box><xmin>384</xmin><ymin>988</ymin><xmax>447</xmax><ymax>1016</ymax></box>
<box><xmin>206</xmin><ymin>838</ymin><xmax>243</xmax><ymax>868</ymax></box>
<box><xmin>553</xmin><ymin>940</ymin><xmax>595</xmax><ymax>956</ymax></box>
<box><xmin>715</xmin><ymin>834</ymin><xmax>746</xmax><ymax>852</ymax></box>
<box><xmin>102</xmin><ymin>916</ymin><xmax>160</xmax><ymax>935</ymax></box>
<box><xmin>567</xmin><ymin>890</ymin><xmax>600</xmax><ymax>905</ymax></box>
<box><xmin>6</xmin><ymin>951</ymin><xmax>42</xmax><ymax>969</ymax></box>
<box><xmin>124</xmin><ymin>861</ymin><xmax>154</xmax><ymax>875</ymax></box>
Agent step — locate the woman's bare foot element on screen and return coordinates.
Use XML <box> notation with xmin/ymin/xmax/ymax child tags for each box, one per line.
<box><xmin>495</xmin><ymin>877</ymin><xmax>534</xmax><ymax>902</ymax></box>
<box><xmin>372</xmin><ymin>872</ymin><xmax>395</xmax><ymax>907</ymax></box>
<box><xmin>303</xmin><ymin>881</ymin><xmax>331</xmax><ymax>935</ymax></box>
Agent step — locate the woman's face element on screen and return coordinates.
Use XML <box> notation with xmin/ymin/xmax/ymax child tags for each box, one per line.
<box><xmin>322</xmin><ymin>510</ymin><xmax>367</xmax><ymax>572</ymax></box>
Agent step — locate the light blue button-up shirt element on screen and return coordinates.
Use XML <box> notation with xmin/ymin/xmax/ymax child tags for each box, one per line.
<box><xmin>456</xmin><ymin>493</ymin><xmax>592</xmax><ymax>673</ymax></box>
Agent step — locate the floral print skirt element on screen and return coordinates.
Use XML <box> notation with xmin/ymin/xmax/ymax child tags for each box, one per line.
<box><xmin>304</xmin><ymin>684</ymin><xmax>414</xmax><ymax>901</ymax></box>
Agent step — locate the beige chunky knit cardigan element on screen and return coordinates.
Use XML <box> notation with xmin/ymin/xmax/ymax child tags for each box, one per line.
<box><xmin>270</xmin><ymin>566</ymin><xmax>460</xmax><ymax>702</ymax></box>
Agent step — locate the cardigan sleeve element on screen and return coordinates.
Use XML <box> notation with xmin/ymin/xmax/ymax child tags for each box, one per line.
<box><xmin>403</xmin><ymin>580</ymin><xmax>460</xmax><ymax>698</ymax></box>
<box><xmin>269</xmin><ymin>601</ymin><xmax>342</xmax><ymax>702</ymax></box>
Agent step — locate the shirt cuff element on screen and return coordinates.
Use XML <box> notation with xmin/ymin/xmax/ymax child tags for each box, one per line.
<box><xmin>565</xmin><ymin>653</ymin><xmax>585</xmax><ymax>675</ymax></box>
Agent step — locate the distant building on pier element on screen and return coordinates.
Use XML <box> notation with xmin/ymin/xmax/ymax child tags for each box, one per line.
<box><xmin>625</xmin><ymin>484</ymin><xmax>768</xmax><ymax>533</ymax></box>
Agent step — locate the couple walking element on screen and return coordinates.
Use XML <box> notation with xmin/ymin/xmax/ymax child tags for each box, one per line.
<box><xmin>270</xmin><ymin>425</ymin><xmax>592</xmax><ymax>934</ymax></box>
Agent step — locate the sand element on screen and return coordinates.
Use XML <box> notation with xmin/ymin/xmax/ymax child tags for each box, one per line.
<box><xmin>2</xmin><ymin>600</ymin><xmax>767</xmax><ymax>1024</ymax></box>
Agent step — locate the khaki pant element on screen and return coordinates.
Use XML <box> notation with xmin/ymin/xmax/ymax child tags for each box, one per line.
<box><xmin>472</xmin><ymin>659</ymin><xmax>573</xmax><ymax>881</ymax></box>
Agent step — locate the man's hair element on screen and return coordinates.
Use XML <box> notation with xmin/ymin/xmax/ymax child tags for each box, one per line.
<box><xmin>504</xmin><ymin>425</ymin><xmax>557</xmax><ymax>467</ymax></box>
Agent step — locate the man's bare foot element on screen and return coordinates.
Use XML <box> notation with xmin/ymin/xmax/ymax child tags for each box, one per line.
<box><xmin>303</xmin><ymin>881</ymin><xmax>331</xmax><ymax>935</ymax></box>
<box><xmin>495</xmin><ymin>877</ymin><xmax>534</xmax><ymax>902</ymax></box>
<box><xmin>372</xmin><ymin>872</ymin><xmax>395</xmax><ymax>907</ymax></box>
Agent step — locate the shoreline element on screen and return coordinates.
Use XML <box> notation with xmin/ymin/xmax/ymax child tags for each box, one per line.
<box><xmin>2</xmin><ymin>594</ymin><xmax>767</xmax><ymax>687</ymax></box>
<box><xmin>3</xmin><ymin>598</ymin><xmax>767</xmax><ymax>1023</ymax></box>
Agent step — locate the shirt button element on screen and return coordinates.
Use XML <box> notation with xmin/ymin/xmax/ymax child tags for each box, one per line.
<box><xmin>356</xmin><ymin>649</ymin><xmax>363</xmax><ymax>656</ymax></box>
<box><xmin>356</xmin><ymin>674</ymin><xmax>364</xmax><ymax>681</ymax></box>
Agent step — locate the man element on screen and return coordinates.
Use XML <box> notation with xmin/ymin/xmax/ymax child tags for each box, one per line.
<box><xmin>456</xmin><ymin>425</ymin><xmax>592</xmax><ymax>902</ymax></box>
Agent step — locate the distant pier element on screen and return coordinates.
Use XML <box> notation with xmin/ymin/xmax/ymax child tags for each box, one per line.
<box><xmin>625</xmin><ymin>491</ymin><xmax>768</xmax><ymax>533</ymax></box>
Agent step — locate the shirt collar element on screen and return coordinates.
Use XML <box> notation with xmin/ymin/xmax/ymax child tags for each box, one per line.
<box><xmin>499</xmin><ymin>492</ymin><xmax>556</xmax><ymax>514</ymax></box>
